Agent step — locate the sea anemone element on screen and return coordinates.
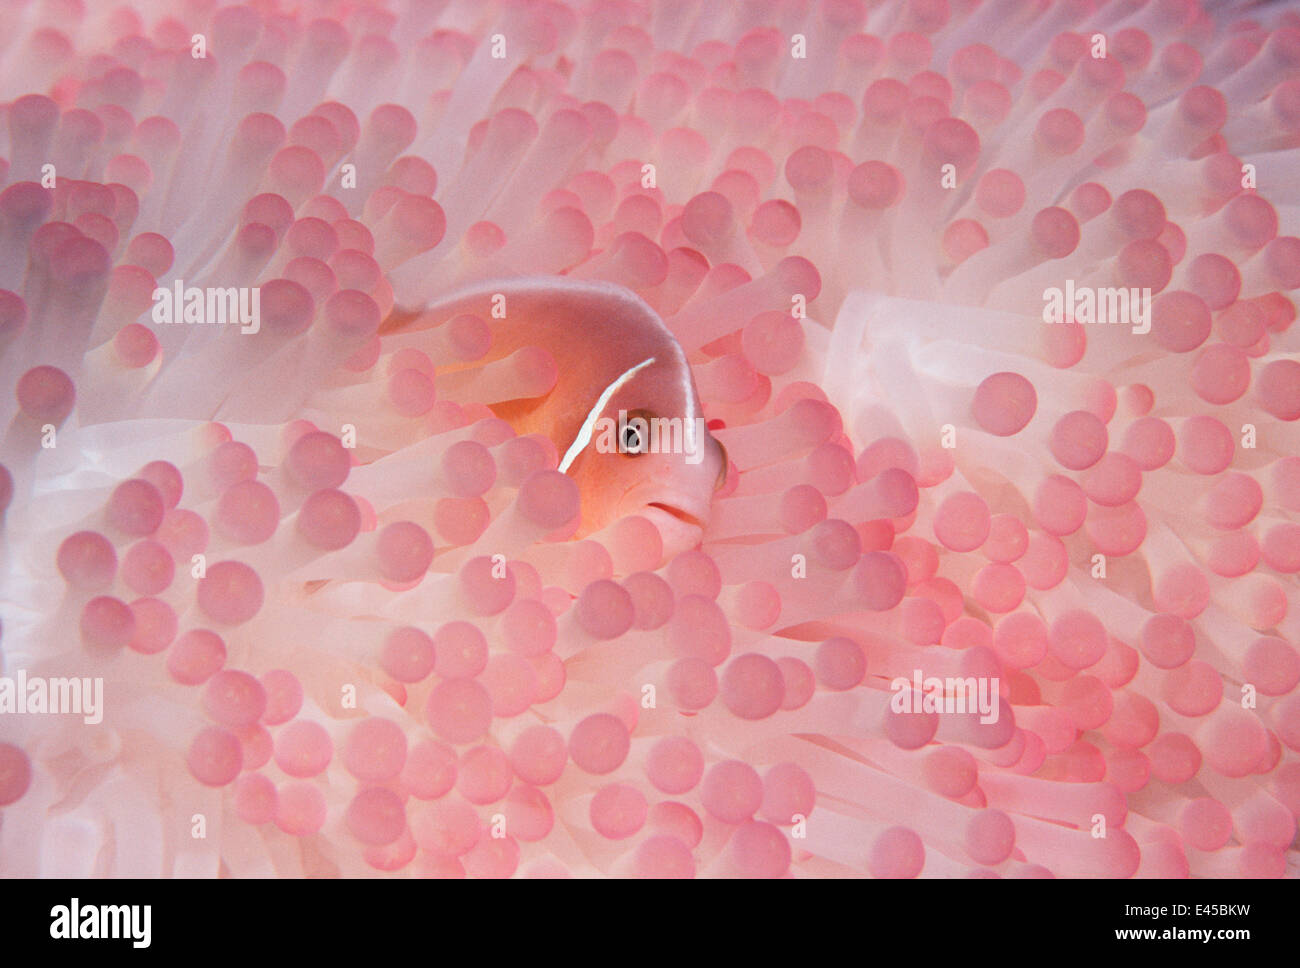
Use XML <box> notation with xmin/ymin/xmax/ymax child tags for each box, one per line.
<box><xmin>0</xmin><ymin>0</ymin><xmax>1297</xmax><ymax>878</ymax></box>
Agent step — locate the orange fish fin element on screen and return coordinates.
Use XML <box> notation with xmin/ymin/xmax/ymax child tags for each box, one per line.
<box><xmin>490</xmin><ymin>397</ymin><xmax>546</xmax><ymax>427</ymax></box>
<box><xmin>378</xmin><ymin>305</ymin><xmax>424</xmax><ymax>335</ymax></box>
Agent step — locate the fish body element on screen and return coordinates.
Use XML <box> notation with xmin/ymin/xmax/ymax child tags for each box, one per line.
<box><xmin>384</xmin><ymin>278</ymin><xmax>726</xmax><ymax>556</ymax></box>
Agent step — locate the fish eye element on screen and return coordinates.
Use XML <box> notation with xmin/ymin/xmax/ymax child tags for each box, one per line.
<box><xmin>621</xmin><ymin>424</ymin><xmax>644</xmax><ymax>452</ymax></box>
<box><xmin>619</xmin><ymin>409</ymin><xmax>655</xmax><ymax>456</ymax></box>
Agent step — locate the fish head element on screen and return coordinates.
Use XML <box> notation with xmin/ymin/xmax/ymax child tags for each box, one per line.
<box><xmin>561</xmin><ymin>356</ymin><xmax>728</xmax><ymax>558</ymax></box>
<box><xmin>383</xmin><ymin>278</ymin><xmax>728</xmax><ymax>558</ymax></box>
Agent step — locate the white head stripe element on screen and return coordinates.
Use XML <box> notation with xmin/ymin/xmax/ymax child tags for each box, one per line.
<box><xmin>559</xmin><ymin>357</ymin><xmax>656</xmax><ymax>473</ymax></box>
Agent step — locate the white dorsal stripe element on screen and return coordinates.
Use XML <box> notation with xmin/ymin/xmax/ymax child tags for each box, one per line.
<box><xmin>559</xmin><ymin>357</ymin><xmax>657</xmax><ymax>473</ymax></box>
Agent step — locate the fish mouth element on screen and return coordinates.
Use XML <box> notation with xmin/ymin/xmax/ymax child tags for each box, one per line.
<box><xmin>646</xmin><ymin>502</ymin><xmax>705</xmax><ymax>529</ymax></box>
<box><xmin>638</xmin><ymin>502</ymin><xmax>708</xmax><ymax>559</ymax></box>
